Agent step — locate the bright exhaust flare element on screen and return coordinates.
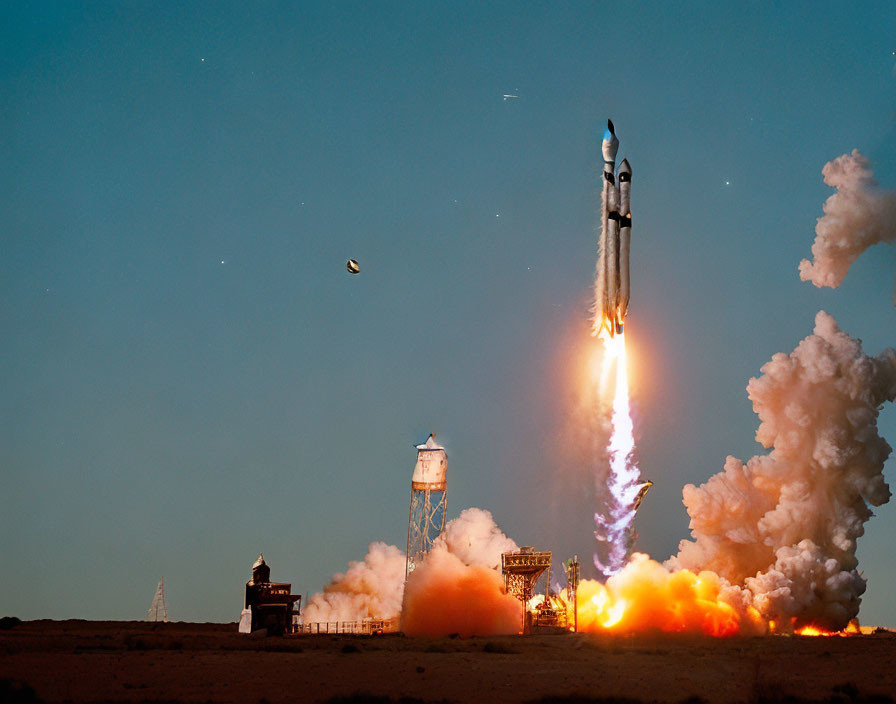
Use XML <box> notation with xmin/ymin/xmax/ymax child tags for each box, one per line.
<box><xmin>593</xmin><ymin>333</ymin><xmax>644</xmax><ymax>577</ymax></box>
<box><xmin>567</xmin><ymin>554</ymin><xmax>766</xmax><ymax>636</ymax></box>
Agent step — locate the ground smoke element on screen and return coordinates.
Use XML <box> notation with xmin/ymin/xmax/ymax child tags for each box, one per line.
<box><xmin>302</xmin><ymin>542</ymin><xmax>406</xmax><ymax>623</ymax></box>
<box><xmin>401</xmin><ymin>547</ymin><xmax>521</xmax><ymax>636</ymax></box>
<box><xmin>303</xmin><ymin>508</ymin><xmax>517</xmax><ymax>628</ymax></box>
<box><xmin>671</xmin><ymin>311</ymin><xmax>896</xmax><ymax>630</ymax></box>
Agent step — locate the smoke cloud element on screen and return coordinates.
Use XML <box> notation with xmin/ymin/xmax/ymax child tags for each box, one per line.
<box><xmin>401</xmin><ymin>547</ymin><xmax>521</xmax><ymax>636</ymax></box>
<box><xmin>432</xmin><ymin>507</ymin><xmax>518</xmax><ymax>569</ymax></box>
<box><xmin>671</xmin><ymin>311</ymin><xmax>896</xmax><ymax>630</ymax></box>
<box><xmin>303</xmin><ymin>508</ymin><xmax>518</xmax><ymax>627</ymax></box>
<box><xmin>402</xmin><ymin>508</ymin><xmax>520</xmax><ymax>636</ymax></box>
<box><xmin>798</xmin><ymin>150</ymin><xmax>896</xmax><ymax>293</ymax></box>
<box><xmin>302</xmin><ymin>542</ymin><xmax>406</xmax><ymax>623</ymax></box>
<box><xmin>575</xmin><ymin>553</ymin><xmax>764</xmax><ymax>636</ymax></box>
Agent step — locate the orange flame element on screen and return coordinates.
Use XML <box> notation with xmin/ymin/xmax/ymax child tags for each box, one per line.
<box><xmin>795</xmin><ymin>625</ymin><xmax>842</xmax><ymax>636</ymax></box>
<box><xmin>564</xmin><ymin>554</ymin><xmax>766</xmax><ymax>637</ymax></box>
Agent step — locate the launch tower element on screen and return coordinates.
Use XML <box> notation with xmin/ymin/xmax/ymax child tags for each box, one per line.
<box><xmin>502</xmin><ymin>547</ymin><xmax>552</xmax><ymax>634</ymax></box>
<box><xmin>406</xmin><ymin>434</ymin><xmax>447</xmax><ymax>577</ymax></box>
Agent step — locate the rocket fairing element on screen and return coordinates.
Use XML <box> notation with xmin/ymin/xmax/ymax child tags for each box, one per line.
<box><xmin>594</xmin><ymin>120</ymin><xmax>632</xmax><ymax>339</ymax></box>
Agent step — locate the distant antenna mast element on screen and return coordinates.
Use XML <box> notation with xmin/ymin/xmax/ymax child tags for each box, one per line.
<box><xmin>406</xmin><ymin>434</ymin><xmax>447</xmax><ymax>577</ymax></box>
<box><xmin>146</xmin><ymin>577</ymin><xmax>169</xmax><ymax>622</ymax></box>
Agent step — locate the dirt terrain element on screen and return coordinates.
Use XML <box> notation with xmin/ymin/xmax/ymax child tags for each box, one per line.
<box><xmin>1</xmin><ymin>620</ymin><xmax>895</xmax><ymax>704</ymax></box>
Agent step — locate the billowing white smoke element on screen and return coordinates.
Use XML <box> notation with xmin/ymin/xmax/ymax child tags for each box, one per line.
<box><xmin>670</xmin><ymin>311</ymin><xmax>896</xmax><ymax>630</ymax></box>
<box><xmin>432</xmin><ymin>507</ymin><xmax>518</xmax><ymax>569</ymax></box>
<box><xmin>302</xmin><ymin>542</ymin><xmax>406</xmax><ymax>623</ymax></box>
<box><xmin>798</xmin><ymin>150</ymin><xmax>896</xmax><ymax>293</ymax></box>
<box><xmin>302</xmin><ymin>508</ymin><xmax>517</xmax><ymax>624</ymax></box>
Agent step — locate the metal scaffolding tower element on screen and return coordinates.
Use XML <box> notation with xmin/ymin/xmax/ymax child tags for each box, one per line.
<box><xmin>406</xmin><ymin>434</ymin><xmax>447</xmax><ymax>577</ymax></box>
<box><xmin>502</xmin><ymin>547</ymin><xmax>552</xmax><ymax>634</ymax></box>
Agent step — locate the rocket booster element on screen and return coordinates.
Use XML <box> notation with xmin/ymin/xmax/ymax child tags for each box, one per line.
<box><xmin>594</xmin><ymin>120</ymin><xmax>632</xmax><ymax>339</ymax></box>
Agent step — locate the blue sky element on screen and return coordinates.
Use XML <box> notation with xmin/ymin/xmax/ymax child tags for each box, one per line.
<box><xmin>2</xmin><ymin>1</ymin><xmax>896</xmax><ymax>625</ymax></box>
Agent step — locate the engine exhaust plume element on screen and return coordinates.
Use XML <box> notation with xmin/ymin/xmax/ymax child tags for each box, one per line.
<box><xmin>572</xmin><ymin>553</ymin><xmax>765</xmax><ymax>636</ymax></box>
<box><xmin>799</xmin><ymin>150</ymin><xmax>896</xmax><ymax>296</ymax></box>
<box><xmin>593</xmin><ymin>333</ymin><xmax>646</xmax><ymax>577</ymax></box>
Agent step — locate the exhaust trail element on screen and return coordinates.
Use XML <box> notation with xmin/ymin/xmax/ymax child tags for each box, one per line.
<box><xmin>593</xmin><ymin>333</ymin><xmax>646</xmax><ymax>577</ymax></box>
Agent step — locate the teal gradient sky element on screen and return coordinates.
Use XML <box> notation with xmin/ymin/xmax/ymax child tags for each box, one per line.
<box><xmin>2</xmin><ymin>1</ymin><xmax>896</xmax><ymax>625</ymax></box>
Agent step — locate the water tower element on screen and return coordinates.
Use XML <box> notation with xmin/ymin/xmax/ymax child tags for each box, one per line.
<box><xmin>406</xmin><ymin>434</ymin><xmax>447</xmax><ymax>576</ymax></box>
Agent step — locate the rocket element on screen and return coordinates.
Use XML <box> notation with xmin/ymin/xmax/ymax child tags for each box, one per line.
<box><xmin>594</xmin><ymin>119</ymin><xmax>632</xmax><ymax>339</ymax></box>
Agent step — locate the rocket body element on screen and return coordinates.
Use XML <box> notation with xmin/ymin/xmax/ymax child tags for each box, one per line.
<box><xmin>594</xmin><ymin>121</ymin><xmax>632</xmax><ymax>338</ymax></box>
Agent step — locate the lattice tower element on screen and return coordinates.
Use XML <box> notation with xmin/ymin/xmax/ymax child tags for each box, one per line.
<box><xmin>146</xmin><ymin>577</ymin><xmax>168</xmax><ymax>622</ymax></box>
<box><xmin>502</xmin><ymin>547</ymin><xmax>552</xmax><ymax>633</ymax></box>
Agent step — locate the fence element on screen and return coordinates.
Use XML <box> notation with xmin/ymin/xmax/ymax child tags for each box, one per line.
<box><xmin>292</xmin><ymin>617</ymin><xmax>399</xmax><ymax>635</ymax></box>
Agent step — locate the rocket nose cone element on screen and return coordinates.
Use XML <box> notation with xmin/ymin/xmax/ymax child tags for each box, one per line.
<box><xmin>603</xmin><ymin>119</ymin><xmax>617</xmax><ymax>143</ymax></box>
<box><xmin>618</xmin><ymin>159</ymin><xmax>632</xmax><ymax>176</ymax></box>
<box><xmin>602</xmin><ymin>119</ymin><xmax>619</xmax><ymax>162</ymax></box>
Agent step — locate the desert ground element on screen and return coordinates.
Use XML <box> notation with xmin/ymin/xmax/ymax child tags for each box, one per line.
<box><xmin>1</xmin><ymin>620</ymin><xmax>895</xmax><ymax>704</ymax></box>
